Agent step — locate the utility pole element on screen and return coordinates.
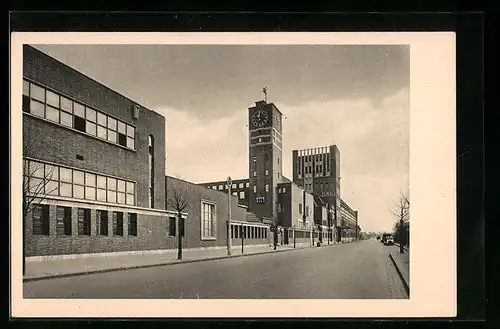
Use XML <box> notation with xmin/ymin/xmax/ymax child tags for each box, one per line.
<box><xmin>227</xmin><ymin>176</ymin><xmax>232</xmax><ymax>256</ymax></box>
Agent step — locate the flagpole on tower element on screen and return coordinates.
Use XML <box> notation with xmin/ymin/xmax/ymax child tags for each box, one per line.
<box><xmin>263</xmin><ymin>86</ymin><xmax>268</xmax><ymax>103</ymax></box>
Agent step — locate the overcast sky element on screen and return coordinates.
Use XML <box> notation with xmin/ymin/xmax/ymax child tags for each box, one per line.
<box><xmin>33</xmin><ymin>44</ymin><xmax>409</xmax><ymax>233</ymax></box>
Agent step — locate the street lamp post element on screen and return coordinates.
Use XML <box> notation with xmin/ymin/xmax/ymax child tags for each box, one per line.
<box><xmin>227</xmin><ymin>176</ymin><xmax>232</xmax><ymax>256</ymax></box>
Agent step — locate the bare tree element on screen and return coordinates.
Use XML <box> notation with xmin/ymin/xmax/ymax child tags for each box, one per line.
<box><xmin>22</xmin><ymin>159</ymin><xmax>59</xmax><ymax>275</ymax></box>
<box><xmin>23</xmin><ymin>160</ymin><xmax>59</xmax><ymax>220</ymax></box>
<box><xmin>166</xmin><ymin>176</ymin><xmax>202</xmax><ymax>260</ymax></box>
<box><xmin>389</xmin><ymin>191</ymin><xmax>410</xmax><ymax>254</ymax></box>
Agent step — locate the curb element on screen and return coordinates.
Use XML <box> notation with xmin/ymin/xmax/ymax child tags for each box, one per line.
<box><xmin>389</xmin><ymin>253</ymin><xmax>410</xmax><ymax>296</ymax></box>
<box><xmin>24</xmin><ymin>244</ymin><xmax>325</xmax><ymax>283</ymax></box>
<box><xmin>394</xmin><ymin>243</ymin><xmax>409</xmax><ymax>251</ymax></box>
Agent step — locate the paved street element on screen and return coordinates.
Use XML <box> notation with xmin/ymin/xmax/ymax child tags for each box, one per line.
<box><xmin>23</xmin><ymin>239</ymin><xmax>407</xmax><ymax>299</ymax></box>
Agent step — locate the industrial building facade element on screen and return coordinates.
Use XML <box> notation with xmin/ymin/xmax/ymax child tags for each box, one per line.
<box><xmin>22</xmin><ymin>45</ymin><xmax>173</xmax><ymax>257</ymax></box>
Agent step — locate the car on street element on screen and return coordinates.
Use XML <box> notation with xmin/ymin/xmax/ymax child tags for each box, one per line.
<box><xmin>380</xmin><ymin>233</ymin><xmax>392</xmax><ymax>244</ymax></box>
<box><xmin>383</xmin><ymin>235</ymin><xmax>395</xmax><ymax>245</ymax></box>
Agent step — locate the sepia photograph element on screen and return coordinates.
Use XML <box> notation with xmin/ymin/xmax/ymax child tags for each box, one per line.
<box><xmin>11</xmin><ymin>32</ymin><xmax>456</xmax><ymax>317</ymax></box>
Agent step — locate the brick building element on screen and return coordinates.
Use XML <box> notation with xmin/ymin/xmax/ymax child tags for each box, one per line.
<box><xmin>166</xmin><ymin>176</ymin><xmax>271</xmax><ymax>250</ymax></box>
<box><xmin>22</xmin><ymin>45</ymin><xmax>174</xmax><ymax>257</ymax></box>
<box><xmin>292</xmin><ymin>145</ymin><xmax>359</xmax><ymax>242</ymax></box>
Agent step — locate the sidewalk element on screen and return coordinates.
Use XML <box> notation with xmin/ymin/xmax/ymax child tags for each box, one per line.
<box><xmin>24</xmin><ymin>242</ymin><xmax>321</xmax><ymax>282</ymax></box>
<box><xmin>388</xmin><ymin>245</ymin><xmax>410</xmax><ymax>294</ymax></box>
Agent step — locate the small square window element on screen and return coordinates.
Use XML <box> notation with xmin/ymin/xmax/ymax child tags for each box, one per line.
<box><xmin>85</xmin><ymin>173</ymin><xmax>96</xmax><ymax>187</ymax></box>
<box><xmin>117</xmin><ymin>180</ymin><xmax>126</xmax><ymax>192</ymax></box>
<box><xmin>97</xmin><ymin>175</ymin><xmax>107</xmax><ymax>189</ymax></box>
<box><xmin>74</xmin><ymin>115</ymin><xmax>86</xmax><ymax>132</ymax></box>
<box><xmin>97</xmin><ymin>125</ymin><xmax>107</xmax><ymax>139</ymax></box>
<box><xmin>97</xmin><ymin>113</ymin><xmax>107</xmax><ymax>126</ymax></box>
<box><xmin>126</xmin><ymin>137</ymin><xmax>134</xmax><ymax>149</ymax></box>
<box><xmin>73</xmin><ymin>102</ymin><xmax>85</xmax><ymax>118</ymax></box>
<box><xmin>97</xmin><ymin>188</ymin><xmax>107</xmax><ymax>201</ymax></box>
<box><xmin>86</xmin><ymin>107</ymin><xmax>97</xmax><ymax>122</ymax></box>
<box><xmin>61</xmin><ymin>96</ymin><xmax>73</xmax><ymax>112</ymax></box>
<box><xmin>107</xmin><ymin>130</ymin><xmax>117</xmax><ymax>143</ymax></box>
<box><xmin>30</xmin><ymin>84</ymin><xmax>45</xmax><ymax>102</ymax></box>
<box><xmin>126</xmin><ymin>181</ymin><xmax>135</xmax><ymax>194</ymax></box>
<box><xmin>126</xmin><ymin>193</ymin><xmax>135</xmax><ymax>205</ymax></box>
<box><xmin>60</xmin><ymin>111</ymin><xmax>73</xmax><ymax>127</ymax></box>
<box><xmin>45</xmin><ymin>164</ymin><xmax>59</xmax><ymax>180</ymax></box>
<box><xmin>73</xmin><ymin>185</ymin><xmax>85</xmax><ymax>199</ymax></box>
<box><xmin>46</xmin><ymin>90</ymin><xmax>60</xmax><ymax>108</ymax></box>
<box><xmin>30</xmin><ymin>100</ymin><xmax>44</xmax><ymax>118</ymax></box>
<box><xmin>60</xmin><ymin>167</ymin><xmax>72</xmax><ymax>183</ymax></box>
<box><xmin>45</xmin><ymin>106</ymin><xmax>59</xmax><ymax>123</ymax></box>
<box><xmin>85</xmin><ymin>187</ymin><xmax>96</xmax><ymax>200</ymax></box>
<box><xmin>107</xmin><ymin>177</ymin><xmax>117</xmax><ymax>190</ymax></box>
<box><xmin>86</xmin><ymin>121</ymin><xmax>97</xmax><ymax>136</ymax></box>
<box><xmin>117</xmin><ymin>192</ymin><xmax>126</xmax><ymax>204</ymax></box>
<box><xmin>107</xmin><ymin>190</ymin><xmax>117</xmax><ymax>203</ymax></box>
<box><xmin>73</xmin><ymin>170</ymin><xmax>84</xmax><ymax>185</ymax></box>
<box><xmin>46</xmin><ymin>180</ymin><xmax>59</xmax><ymax>196</ymax></box>
<box><xmin>60</xmin><ymin>183</ymin><xmax>72</xmax><ymax>197</ymax></box>
<box><xmin>107</xmin><ymin>117</ymin><xmax>117</xmax><ymax>130</ymax></box>
<box><xmin>246</xmin><ymin>182</ymin><xmax>249</xmax><ymax>188</ymax></box>
<box><xmin>118</xmin><ymin>133</ymin><xmax>127</xmax><ymax>147</ymax></box>
<box><xmin>118</xmin><ymin>121</ymin><xmax>126</xmax><ymax>134</ymax></box>
<box><xmin>127</xmin><ymin>125</ymin><xmax>135</xmax><ymax>137</ymax></box>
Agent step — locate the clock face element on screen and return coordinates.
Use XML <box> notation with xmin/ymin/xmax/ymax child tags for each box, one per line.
<box><xmin>252</xmin><ymin>110</ymin><xmax>268</xmax><ymax>128</ymax></box>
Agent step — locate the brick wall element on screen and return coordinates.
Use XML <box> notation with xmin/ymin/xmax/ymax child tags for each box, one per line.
<box><xmin>166</xmin><ymin>176</ymin><xmax>247</xmax><ymax>249</ymax></box>
<box><xmin>25</xmin><ymin>203</ymin><xmax>169</xmax><ymax>256</ymax></box>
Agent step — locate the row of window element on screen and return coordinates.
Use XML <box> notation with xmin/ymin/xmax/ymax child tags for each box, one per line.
<box><xmin>23</xmin><ymin>79</ymin><xmax>136</xmax><ymax>150</ymax></box>
<box><xmin>278</xmin><ymin>187</ymin><xmax>287</xmax><ymax>193</ymax></box>
<box><xmin>230</xmin><ymin>225</ymin><xmax>268</xmax><ymax>239</ymax></box>
<box><xmin>32</xmin><ymin>204</ymin><xmax>138</xmax><ymax>237</ymax></box>
<box><xmin>24</xmin><ymin>159</ymin><xmax>136</xmax><ymax>206</ymax></box>
<box><xmin>230</xmin><ymin>191</ymin><xmax>246</xmax><ymax>199</ymax></box>
<box><xmin>300</xmin><ymin>166</ymin><xmax>330</xmax><ymax>175</ymax></box>
<box><xmin>207</xmin><ymin>182</ymin><xmax>250</xmax><ymax>191</ymax></box>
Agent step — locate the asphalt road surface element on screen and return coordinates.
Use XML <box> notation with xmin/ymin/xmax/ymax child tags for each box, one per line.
<box><xmin>24</xmin><ymin>239</ymin><xmax>408</xmax><ymax>299</ymax></box>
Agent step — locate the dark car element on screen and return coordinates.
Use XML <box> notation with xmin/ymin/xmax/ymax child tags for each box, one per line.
<box><xmin>381</xmin><ymin>233</ymin><xmax>392</xmax><ymax>244</ymax></box>
<box><xmin>383</xmin><ymin>235</ymin><xmax>395</xmax><ymax>245</ymax></box>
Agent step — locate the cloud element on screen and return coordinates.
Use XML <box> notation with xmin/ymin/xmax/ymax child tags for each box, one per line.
<box><xmin>161</xmin><ymin>87</ymin><xmax>409</xmax><ymax>232</ymax></box>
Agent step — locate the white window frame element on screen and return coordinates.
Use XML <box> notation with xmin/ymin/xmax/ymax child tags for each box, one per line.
<box><xmin>200</xmin><ymin>200</ymin><xmax>217</xmax><ymax>240</ymax></box>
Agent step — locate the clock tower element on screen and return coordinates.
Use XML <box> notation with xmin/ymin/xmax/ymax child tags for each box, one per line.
<box><xmin>248</xmin><ymin>100</ymin><xmax>283</xmax><ymax>223</ymax></box>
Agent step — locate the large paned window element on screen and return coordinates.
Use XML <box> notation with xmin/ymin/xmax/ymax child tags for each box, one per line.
<box><xmin>128</xmin><ymin>213</ymin><xmax>138</xmax><ymax>236</ymax></box>
<box><xmin>23</xmin><ymin>160</ymin><xmax>136</xmax><ymax>206</ymax></box>
<box><xmin>168</xmin><ymin>216</ymin><xmax>176</xmax><ymax>237</ymax></box>
<box><xmin>201</xmin><ymin>201</ymin><xmax>216</xmax><ymax>239</ymax></box>
<box><xmin>56</xmin><ymin>206</ymin><xmax>72</xmax><ymax>236</ymax></box>
<box><xmin>22</xmin><ymin>79</ymin><xmax>136</xmax><ymax>150</ymax></box>
<box><xmin>112</xmin><ymin>212</ymin><xmax>124</xmax><ymax>236</ymax></box>
<box><xmin>96</xmin><ymin>210</ymin><xmax>108</xmax><ymax>236</ymax></box>
<box><xmin>32</xmin><ymin>204</ymin><xmax>49</xmax><ymax>235</ymax></box>
<box><xmin>77</xmin><ymin>208</ymin><xmax>91</xmax><ymax>235</ymax></box>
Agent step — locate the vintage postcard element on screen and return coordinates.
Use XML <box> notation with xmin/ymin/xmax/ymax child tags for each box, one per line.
<box><xmin>10</xmin><ymin>32</ymin><xmax>456</xmax><ymax>318</ymax></box>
